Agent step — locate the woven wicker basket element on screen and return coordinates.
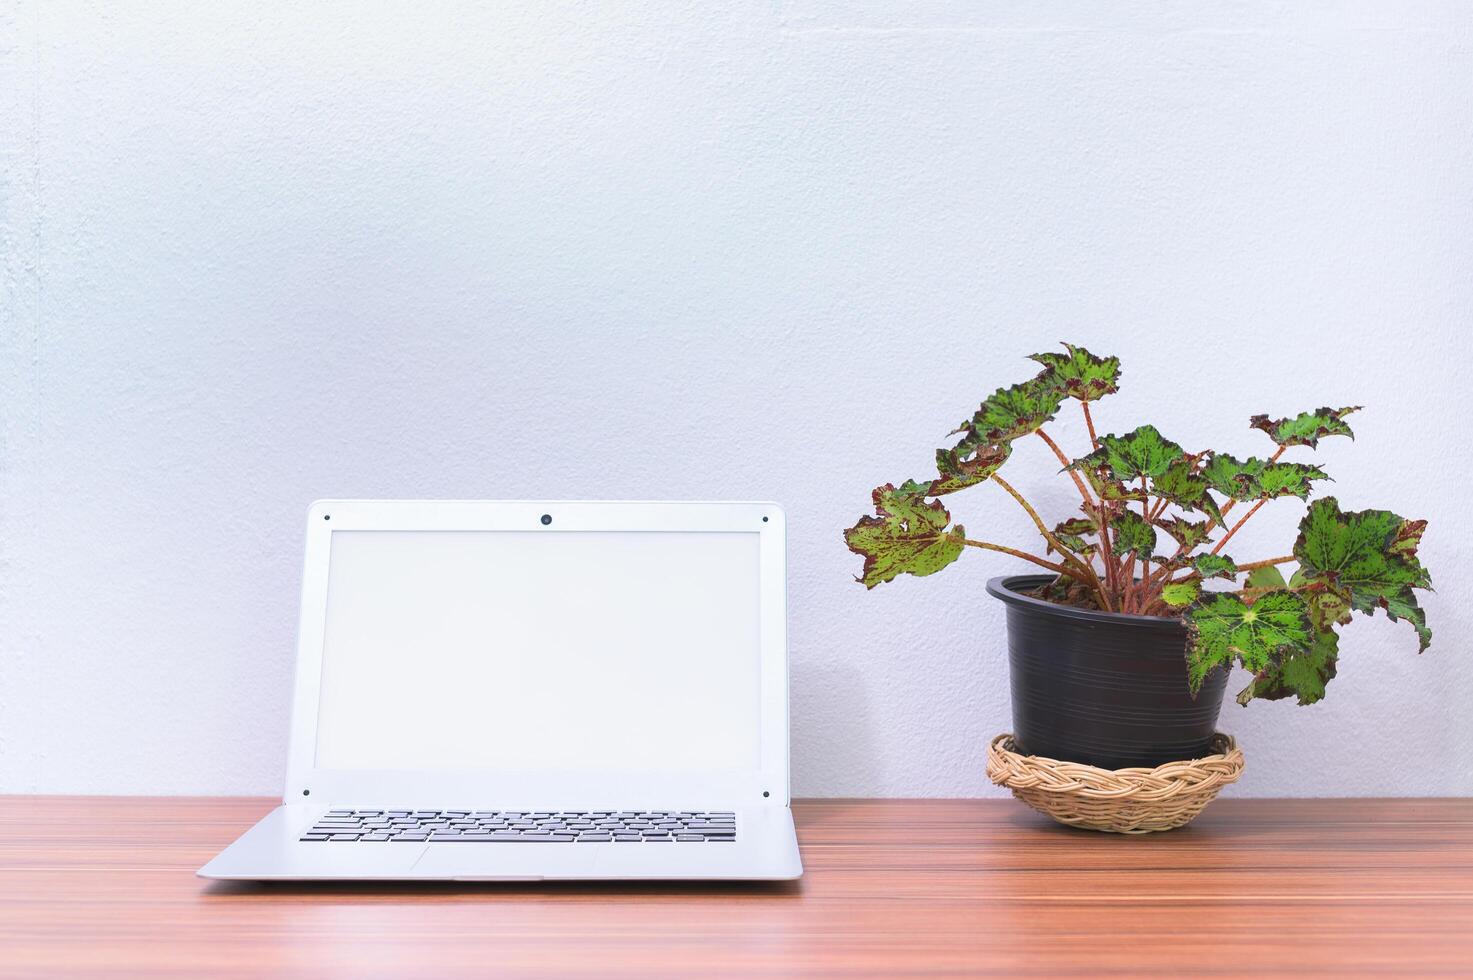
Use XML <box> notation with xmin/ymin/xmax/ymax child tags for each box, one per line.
<box><xmin>986</xmin><ymin>733</ymin><xmax>1244</xmax><ymax>834</ymax></box>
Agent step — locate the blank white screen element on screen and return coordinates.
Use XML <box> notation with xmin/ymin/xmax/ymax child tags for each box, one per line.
<box><xmin>314</xmin><ymin>530</ymin><xmax>762</xmax><ymax>771</ymax></box>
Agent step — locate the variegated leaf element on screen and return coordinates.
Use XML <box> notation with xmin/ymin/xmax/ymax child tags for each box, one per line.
<box><xmin>1294</xmin><ymin>497</ymin><xmax>1432</xmax><ymax>651</ymax></box>
<box><xmin>1185</xmin><ymin>590</ymin><xmax>1313</xmax><ymax>694</ymax></box>
<box><xmin>1072</xmin><ymin>424</ymin><xmax>1184</xmax><ymax>482</ymax></box>
<box><xmin>844</xmin><ymin>481</ymin><xmax>966</xmax><ymax>588</ymax></box>
<box><xmin>1156</xmin><ymin>516</ymin><xmax>1212</xmax><ymax>552</ymax></box>
<box><xmin>1192</xmin><ymin>554</ymin><xmax>1238</xmax><ymax>580</ymax></box>
<box><xmin>1249</xmin><ymin>406</ymin><xmax>1360</xmax><ymax>449</ymax></box>
<box><xmin>1028</xmin><ymin>343</ymin><xmax>1121</xmax><ymax>402</ymax></box>
<box><xmin>1110</xmin><ymin>509</ymin><xmax>1156</xmax><ymax>558</ymax></box>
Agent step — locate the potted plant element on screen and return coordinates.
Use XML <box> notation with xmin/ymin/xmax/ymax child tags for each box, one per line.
<box><xmin>844</xmin><ymin>344</ymin><xmax>1433</xmax><ymax>771</ymax></box>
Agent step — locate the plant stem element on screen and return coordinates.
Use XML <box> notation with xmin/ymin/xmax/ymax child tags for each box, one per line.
<box><xmin>960</xmin><ymin>539</ymin><xmax>1074</xmax><ymax>577</ymax></box>
<box><xmin>1210</xmin><ymin>498</ymin><xmax>1267</xmax><ymax>555</ymax></box>
<box><xmin>1235</xmin><ymin>554</ymin><xmax>1297</xmax><ymax>572</ymax></box>
<box><xmin>993</xmin><ymin>474</ymin><xmax>1112</xmax><ymax>609</ymax></box>
<box><xmin>1138</xmin><ymin>477</ymin><xmax>1152</xmax><ymax>595</ymax></box>
<box><xmin>1139</xmin><ymin>597</ymin><xmax>1175</xmax><ymax>617</ymax></box>
<box><xmin>992</xmin><ymin>474</ymin><xmax>1056</xmax><ymax>546</ymax></box>
<box><xmin>1098</xmin><ymin>499</ymin><xmax>1117</xmax><ymax>592</ymax></box>
<box><xmin>1081</xmin><ymin>402</ymin><xmax>1100</xmax><ymax>451</ymax></box>
<box><xmin>1035</xmin><ymin>429</ymin><xmax>1096</xmax><ymax>508</ymax></box>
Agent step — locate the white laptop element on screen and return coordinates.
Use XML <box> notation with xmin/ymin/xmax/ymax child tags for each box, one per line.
<box><xmin>199</xmin><ymin>499</ymin><xmax>803</xmax><ymax>881</ymax></box>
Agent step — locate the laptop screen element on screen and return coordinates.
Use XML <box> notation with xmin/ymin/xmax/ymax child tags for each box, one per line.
<box><xmin>312</xmin><ymin>529</ymin><xmax>763</xmax><ymax>772</ymax></box>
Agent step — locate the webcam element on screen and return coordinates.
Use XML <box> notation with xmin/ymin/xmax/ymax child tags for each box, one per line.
<box><xmin>540</xmin><ymin>514</ymin><xmax>552</xmax><ymax>525</ymax></box>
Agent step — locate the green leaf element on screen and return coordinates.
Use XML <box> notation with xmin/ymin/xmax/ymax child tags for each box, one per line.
<box><xmin>1193</xmin><ymin>554</ymin><xmax>1238</xmax><ymax>580</ymax></box>
<box><xmin>1249</xmin><ymin>406</ymin><xmax>1360</xmax><ymax>449</ymax></box>
<box><xmin>1201</xmin><ymin>453</ymin><xmax>1263</xmax><ymax>497</ymax></box>
<box><xmin>1156</xmin><ymin>517</ymin><xmax>1212</xmax><ymax>551</ymax></box>
<box><xmin>1152</xmin><ymin>458</ymin><xmax>1224</xmax><ymax>522</ymax></box>
<box><xmin>1202</xmin><ymin>454</ymin><xmax>1328</xmax><ymax>501</ymax></box>
<box><xmin>1050</xmin><ymin>517</ymin><xmax>1098</xmax><ymax>557</ymax></box>
<box><xmin>1245</xmin><ymin>565</ymin><xmax>1288</xmax><ymax>590</ymax></box>
<box><xmin>1307</xmin><ymin>584</ymin><xmax>1351</xmax><ymax>631</ymax></box>
<box><xmin>1077</xmin><ymin>469</ymin><xmax>1149</xmax><ymax>502</ymax></box>
<box><xmin>951</xmin><ymin>377</ymin><xmax>1066</xmax><ymax>446</ymax></box>
<box><xmin>1254</xmin><ymin>462</ymin><xmax>1331</xmax><ymax>500</ymax></box>
<box><xmin>1027</xmin><ymin>343</ymin><xmax>1121</xmax><ymax>402</ymax></box>
<box><xmin>1185</xmin><ymin>590</ymin><xmax>1313</xmax><ymax>693</ymax></box>
<box><xmin>1072</xmin><ymin>424</ymin><xmax>1184</xmax><ymax>482</ymax></box>
<box><xmin>1293</xmin><ymin>497</ymin><xmax>1433</xmax><ymax>651</ymax></box>
<box><xmin>1237</xmin><ymin>625</ymin><xmax>1339</xmax><ymax>706</ymax></box>
<box><xmin>929</xmin><ymin>442</ymin><xmax>1012</xmax><ymax>496</ymax></box>
<box><xmin>844</xmin><ymin>481</ymin><xmax>966</xmax><ymax>588</ymax></box>
<box><xmin>1162</xmin><ymin>580</ymin><xmax>1201</xmax><ymax>607</ymax></box>
<box><xmin>1109</xmin><ymin>509</ymin><xmax>1157</xmax><ymax>558</ymax></box>
<box><xmin>934</xmin><ymin>377</ymin><xmax>1062</xmax><ymax>493</ymax></box>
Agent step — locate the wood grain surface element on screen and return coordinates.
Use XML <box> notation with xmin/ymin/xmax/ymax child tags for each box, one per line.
<box><xmin>1</xmin><ymin>796</ymin><xmax>1470</xmax><ymax>977</ymax></box>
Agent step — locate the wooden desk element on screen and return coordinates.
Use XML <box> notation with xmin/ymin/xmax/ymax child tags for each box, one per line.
<box><xmin>1</xmin><ymin>797</ymin><xmax>1469</xmax><ymax>976</ymax></box>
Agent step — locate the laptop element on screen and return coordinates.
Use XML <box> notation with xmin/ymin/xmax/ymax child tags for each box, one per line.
<box><xmin>199</xmin><ymin>499</ymin><xmax>803</xmax><ymax>881</ymax></box>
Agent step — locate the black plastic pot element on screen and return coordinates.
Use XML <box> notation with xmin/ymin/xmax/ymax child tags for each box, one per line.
<box><xmin>986</xmin><ymin>574</ymin><xmax>1229</xmax><ymax>770</ymax></box>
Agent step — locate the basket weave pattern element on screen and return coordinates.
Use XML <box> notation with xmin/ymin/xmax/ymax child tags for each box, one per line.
<box><xmin>987</xmin><ymin>733</ymin><xmax>1244</xmax><ymax>834</ymax></box>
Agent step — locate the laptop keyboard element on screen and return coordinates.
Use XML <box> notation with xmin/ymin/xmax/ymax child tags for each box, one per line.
<box><xmin>300</xmin><ymin>809</ymin><xmax>737</xmax><ymax>843</ymax></box>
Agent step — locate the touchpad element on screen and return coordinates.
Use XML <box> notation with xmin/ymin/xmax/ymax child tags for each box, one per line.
<box><xmin>412</xmin><ymin>842</ymin><xmax>602</xmax><ymax>880</ymax></box>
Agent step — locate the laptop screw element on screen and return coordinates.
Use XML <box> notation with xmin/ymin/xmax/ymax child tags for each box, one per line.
<box><xmin>323</xmin><ymin>515</ymin><xmax>330</xmax><ymax>521</ymax></box>
<box><xmin>762</xmin><ymin>516</ymin><xmax>769</xmax><ymax>523</ymax></box>
<box><xmin>303</xmin><ymin>790</ymin><xmax>310</xmax><ymax>796</ymax></box>
<box><xmin>762</xmin><ymin>791</ymin><xmax>770</xmax><ymax>797</ymax></box>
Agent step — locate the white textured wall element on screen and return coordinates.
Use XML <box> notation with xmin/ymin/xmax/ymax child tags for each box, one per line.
<box><xmin>3</xmin><ymin>1</ymin><xmax>1470</xmax><ymax>797</ymax></box>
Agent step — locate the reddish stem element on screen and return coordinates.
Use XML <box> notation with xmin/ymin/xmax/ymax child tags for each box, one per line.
<box><xmin>960</xmin><ymin>539</ymin><xmax>1074</xmax><ymax>577</ymax></box>
<box><xmin>1036</xmin><ymin>429</ymin><xmax>1096</xmax><ymax>509</ymax></box>
<box><xmin>1211</xmin><ymin>498</ymin><xmax>1267</xmax><ymax>555</ymax></box>
<box><xmin>1081</xmin><ymin>402</ymin><xmax>1100</xmax><ymax>451</ymax></box>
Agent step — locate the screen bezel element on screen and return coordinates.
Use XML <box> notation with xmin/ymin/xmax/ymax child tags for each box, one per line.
<box><xmin>282</xmin><ymin>499</ymin><xmax>789</xmax><ymax>808</ymax></box>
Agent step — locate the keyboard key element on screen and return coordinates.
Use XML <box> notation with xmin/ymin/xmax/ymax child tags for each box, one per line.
<box><xmin>434</xmin><ymin>833</ymin><xmax>496</xmax><ymax>841</ymax></box>
<box><xmin>675</xmin><ymin>834</ymin><xmax>705</xmax><ymax>842</ymax></box>
<box><xmin>577</xmin><ymin>833</ymin><xmax>613</xmax><ymax>842</ymax></box>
